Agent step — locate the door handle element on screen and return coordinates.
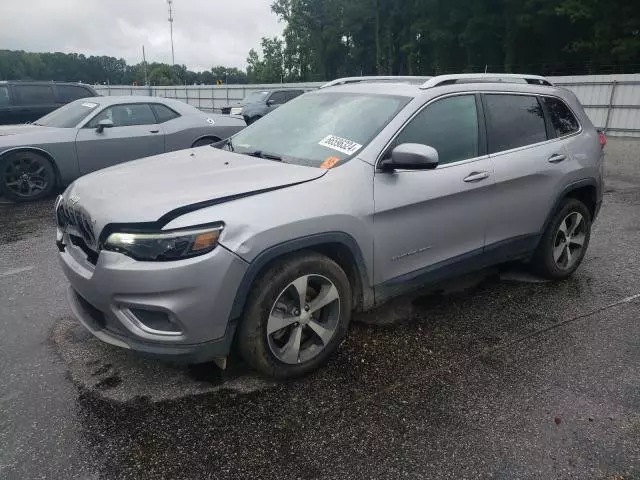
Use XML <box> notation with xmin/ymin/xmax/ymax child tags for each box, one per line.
<box><xmin>548</xmin><ymin>154</ymin><xmax>566</xmax><ymax>163</ymax></box>
<box><xmin>149</xmin><ymin>129</ymin><xmax>160</xmax><ymax>133</ymax></box>
<box><xmin>463</xmin><ymin>171</ymin><xmax>490</xmax><ymax>183</ymax></box>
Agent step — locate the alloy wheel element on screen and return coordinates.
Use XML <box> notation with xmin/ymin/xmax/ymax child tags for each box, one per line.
<box><xmin>553</xmin><ymin>211</ymin><xmax>586</xmax><ymax>270</ymax></box>
<box><xmin>267</xmin><ymin>274</ymin><xmax>341</xmax><ymax>365</ymax></box>
<box><xmin>2</xmin><ymin>155</ymin><xmax>51</xmax><ymax>199</ymax></box>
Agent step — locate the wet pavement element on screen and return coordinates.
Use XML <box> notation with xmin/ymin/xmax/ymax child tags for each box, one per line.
<box><xmin>1</xmin><ymin>139</ymin><xmax>639</xmax><ymax>479</ymax></box>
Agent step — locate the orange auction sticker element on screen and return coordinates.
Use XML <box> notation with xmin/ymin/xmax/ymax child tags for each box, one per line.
<box><xmin>320</xmin><ymin>156</ymin><xmax>340</xmax><ymax>169</ymax></box>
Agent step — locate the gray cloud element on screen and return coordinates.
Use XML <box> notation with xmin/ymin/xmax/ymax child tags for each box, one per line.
<box><xmin>0</xmin><ymin>0</ymin><xmax>284</xmax><ymax>70</ymax></box>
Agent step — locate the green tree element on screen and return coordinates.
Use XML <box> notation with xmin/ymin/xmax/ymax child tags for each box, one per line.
<box><xmin>148</xmin><ymin>64</ymin><xmax>180</xmax><ymax>85</ymax></box>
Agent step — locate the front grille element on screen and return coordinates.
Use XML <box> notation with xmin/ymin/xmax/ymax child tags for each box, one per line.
<box><xmin>69</xmin><ymin>235</ymin><xmax>99</xmax><ymax>265</ymax></box>
<box><xmin>57</xmin><ymin>200</ymin><xmax>98</xmax><ymax>253</ymax></box>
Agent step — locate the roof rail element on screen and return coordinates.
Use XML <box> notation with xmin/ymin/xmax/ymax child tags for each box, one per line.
<box><xmin>320</xmin><ymin>76</ymin><xmax>432</xmax><ymax>89</ymax></box>
<box><xmin>420</xmin><ymin>73</ymin><xmax>553</xmax><ymax>89</ymax></box>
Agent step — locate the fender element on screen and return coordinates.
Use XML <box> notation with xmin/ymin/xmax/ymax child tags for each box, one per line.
<box><xmin>539</xmin><ymin>178</ymin><xmax>598</xmax><ymax>236</ymax></box>
<box><xmin>228</xmin><ymin>232</ymin><xmax>373</xmax><ymax>321</ymax></box>
<box><xmin>191</xmin><ymin>134</ymin><xmax>221</xmax><ymax>147</ymax></box>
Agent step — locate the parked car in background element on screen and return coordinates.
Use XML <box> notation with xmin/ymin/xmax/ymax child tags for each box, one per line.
<box><xmin>222</xmin><ymin>89</ymin><xmax>306</xmax><ymax>124</ymax></box>
<box><xmin>0</xmin><ymin>96</ymin><xmax>245</xmax><ymax>201</ymax></box>
<box><xmin>56</xmin><ymin>74</ymin><xmax>603</xmax><ymax>379</ymax></box>
<box><xmin>0</xmin><ymin>80</ymin><xmax>99</xmax><ymax>125</ymax></box>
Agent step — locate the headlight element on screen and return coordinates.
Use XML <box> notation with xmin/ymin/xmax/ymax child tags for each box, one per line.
<box><xmin>230</xmin><ymin>107</ymin><xmax>243</xmax><ymax>115</ymax></box>
<box><xmin>104</xmin><ymin>225</ymin><xmax>223</xmax><ymax>261</ymax></box>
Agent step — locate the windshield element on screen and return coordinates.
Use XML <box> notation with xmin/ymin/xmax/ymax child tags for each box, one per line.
<box><xmin>34</xmin><ymin>100</ymin><xmax>100</xmax><ymax>128</ymax></box>
<box><xmin>228</xmin><ymin>92</ymin><xmax>410</xmax><ymax>168</ymax></box>
<box><xmin>242</xmin><ymin>91</ymin><xmax>270</xmax><ymax>104</ymax></box>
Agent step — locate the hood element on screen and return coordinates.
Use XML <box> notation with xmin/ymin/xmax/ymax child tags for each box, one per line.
<box><xmin>0</xmin><ymin>124</ymin><xmax>59</xmax><ymax>137</ymax></box>
<box><xmin>61</xmin><ymin>147</ymin><xmax>327</xmax><ymax>240</ymax></box>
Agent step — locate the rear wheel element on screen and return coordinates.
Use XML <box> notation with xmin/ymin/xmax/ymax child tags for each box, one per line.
<box><xmin>531</xmin><ymin>198</ymin><xmax>592</xmax><ymax>280</ymax></box>
<box><xmin>237</xmin><ymin>252</ymin><xmax>352</xmax><ymax>379</ymax></box>
<box><xmin>0</xmin><ymin>151</ymin><xmax>56</xmax><ymax>202</ymax></box>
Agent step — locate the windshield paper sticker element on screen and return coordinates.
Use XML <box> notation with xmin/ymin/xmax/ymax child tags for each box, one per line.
<box><xmin>318</xmin><ymin>135</ymin><xmax>362</xmax><ymax>155</ymax></box>
<box><xmin>320</xmin><ymin>156</ymin><xmax>340</xmax><ymax>169</ymax></box>
<box><xmin>81</xmin><ymin>102</ymin><xmax>98</xmax><ymax>108</ymax></box>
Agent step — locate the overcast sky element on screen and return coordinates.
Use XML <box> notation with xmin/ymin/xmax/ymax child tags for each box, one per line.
<box><xmin>0</xmin><ymin>0</ymin><xmax>284</xmax><ymax>70</ymax></box>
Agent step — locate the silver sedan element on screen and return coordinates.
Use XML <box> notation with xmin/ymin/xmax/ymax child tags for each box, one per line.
<box><xmin>0</xmin><ymin>96</ymin><xmax>246</xmax><ymax>201</ymax></box>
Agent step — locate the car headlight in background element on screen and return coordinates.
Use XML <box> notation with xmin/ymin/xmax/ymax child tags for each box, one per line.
<box><xmin>104</xmin><ymin>225</ymin><xmax>224</xmax><ymax>261</ymax></box>
<box><xmin>230</xmin><ymin>107</ymin><xmax>243</xmax><ymax>115</ymax></box>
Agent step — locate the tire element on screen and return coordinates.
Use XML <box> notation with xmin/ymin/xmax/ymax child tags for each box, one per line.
<box><xmin>191</xmin><ymin>137</ymin><xmax>219</xmax><ymax>148</ymax></box>
<box><xmin>531</xmin><ymin>198</ymin><xmax>592</xmax><ymax>280</ymax></box>
<box><xmin>237</xmin><ymin>252</ymin><xmax>352</xmax><ymax>379</ymax></box>
<box><xmin>0</xmin><ymin>151</ymin><xmax>56</xmax><ymax>202</ymax></box>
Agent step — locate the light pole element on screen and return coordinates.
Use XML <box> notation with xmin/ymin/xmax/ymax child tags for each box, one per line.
<box><xmin>167</xmin><ymin>0</ymin><xmax>175</xmax><ymax>66</ymax></box>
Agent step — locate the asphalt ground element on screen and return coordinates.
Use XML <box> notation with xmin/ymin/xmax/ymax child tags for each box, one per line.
<box><xmin>0</xmin><ymin>139</ymin><xmax>639</xmax><ymax>479</ymax></box>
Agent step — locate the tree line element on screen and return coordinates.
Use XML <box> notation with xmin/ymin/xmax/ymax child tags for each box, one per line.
<box><xmin>2</xmin><ymin>0</ymin><xmax>639</xmax><ymax>85</ymax></box>
<box><xmin>248</xmin><ymin>0</ymin><xmax>640</xmax><ymax>82</ymax></box>
<box><xmin>0</xmin><ymin>50</ymin><xmax>247</xmax><ymax>85</ymax></box>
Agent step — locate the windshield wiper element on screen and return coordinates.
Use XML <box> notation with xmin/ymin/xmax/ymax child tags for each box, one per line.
<box><xmin>213</xmin><ymin>137</ymin><xmax>234</xmax><ymax>152</ymax></box>
<box><xmin>246</xmin><ymin>150</ymin><xmax>283</xmax><ymax>162</ymax></box>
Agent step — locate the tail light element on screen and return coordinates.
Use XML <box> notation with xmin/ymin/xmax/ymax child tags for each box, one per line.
<box><xmin>598</xmin><ymin>130</ymin><xmax>607</xmax><ymax>148</ymax></box>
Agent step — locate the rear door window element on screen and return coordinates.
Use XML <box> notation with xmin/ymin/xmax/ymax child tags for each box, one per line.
<box><xmin>56</xmin><ymin>85</ymin><xmax>94</xmax><ymax>103</ymax></box>
<box><xmin>12</xmin><ymin>85</ymin><xmax>55</xmax><ymax>105</ymax></box>
<box><xmin>484</xmin><ymin>94</ymin><xmax>548</xmax><ymax>153</ymax></box>
<box><xmin>542</xmin><ymin>96</ymin><xmax>580</xmax><ymax>137</ymax></box>
<box><xmin>150</xmin><ymin>103</ymin><xmax>180</xmax><ymax>123</ymax></box>
<box><xmin>391</xmin><ymin>94</ymin><xmax>479</xmax><ymax>165</ymax></box>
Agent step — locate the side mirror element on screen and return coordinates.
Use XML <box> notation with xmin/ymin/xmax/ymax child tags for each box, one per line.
<box><xmin>96</xmin><ymin>119</ymin><xmax>114</xmax><ymax>133</ymax></box>
<box><xmin>379</xmin><ymin>143</ymin><xmax>439</xmax><ymax>171</ymax></box>
<box><xmin>266</xmin><ymin>99</ymin><xmax>276</xmax><ymax>106</ymax></box>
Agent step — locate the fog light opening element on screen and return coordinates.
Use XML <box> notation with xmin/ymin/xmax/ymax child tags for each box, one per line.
<box><xmin>127</xmin><ymin>308</ymin><xmax>183</xmax><ymax>335</ymax></box>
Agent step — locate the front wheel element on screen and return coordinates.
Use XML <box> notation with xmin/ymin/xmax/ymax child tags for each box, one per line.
<box><xmin>0</xmin><ymin>151</ymin><xmax>56</xmax><ymax>202</ymax></box>
<box><xmin>531</xmin><ymin>198</ymin><xmax>592</xmax><ymax>280</ymax></box>
<box><xmin>191</xmin><ymin>137</ymin><xmax>219</xmax><ymax>148</ymax></box>
<box><xmin>237</xmin><ymin>252</ymin><xmax>352</xmax><ymax>379</ymax></box>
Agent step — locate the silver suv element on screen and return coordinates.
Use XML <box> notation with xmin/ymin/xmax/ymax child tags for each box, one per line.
<box><xmin>56</xmin><ymin>74</ymin><xmax>604</xmax><ymax>378</ymax></box>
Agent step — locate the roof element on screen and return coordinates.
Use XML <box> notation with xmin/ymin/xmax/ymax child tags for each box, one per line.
<box><xmin>314</xmin><ymin>73</ymin><xmax>562</xmax><ymax>99</ymax></box>
<box><xmin>312</xmin><ymin>82</ymin><xmax>423</xmax><ymax>97</ymax></box>
<box><xmin>80</xmin><ymin>95</ymin><xmax>187</xmax><ymax>107</ymax></box>
<box><xmin>320</xmin><ymin>76</ymin><xmax>432</xmax><ymax>88</ymax></box>
<box><xmin>0</xmin><ymin>80</ymin><xmax>95</xmax><ymax>87</ymax></box>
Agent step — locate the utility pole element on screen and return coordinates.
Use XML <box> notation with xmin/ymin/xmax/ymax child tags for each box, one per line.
<box><xmin>167</xmin><ymin>0</ymin><xmax>175</xmax><ymax>66</ymax></box>
<box><xmin>142</xmin><ymin>45</ymin><xmax>148</xmax><ymax>86</ymax></box>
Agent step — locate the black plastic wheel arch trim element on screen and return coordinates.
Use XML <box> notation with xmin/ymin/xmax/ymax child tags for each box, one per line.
<box><xmin>228</xmin><ymin>231</ymin><xmax>373</xmax><ymax>321</ymax></box>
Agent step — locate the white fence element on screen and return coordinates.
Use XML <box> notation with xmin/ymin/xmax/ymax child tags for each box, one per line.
<box><xmin>95</xmin><ymin>74</ymin><xmax>640</xmax><ymax>137</ymax></box>
<box><xmin>93</xmin><ymin>83</ymin><xmax>323</xmax><ymax>114</ymax></box>
<box><xmin>551</xmin><ymin>74</ymin><xmax>640</xmax><ymax>138</ymax></box>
